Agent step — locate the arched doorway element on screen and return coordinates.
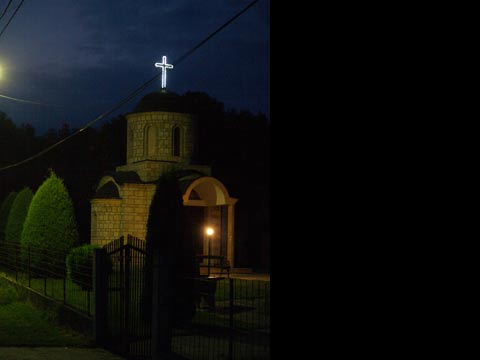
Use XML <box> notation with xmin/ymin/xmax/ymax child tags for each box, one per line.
<box><xmin>181</xmin><ymin>176</ymin><xmax>238</xmax><ymax>267</ymax></box>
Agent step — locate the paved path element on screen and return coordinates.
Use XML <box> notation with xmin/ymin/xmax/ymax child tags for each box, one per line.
<box><xmin>0</xmin><ymin>347</ymin><xmax>125</xmax><ymax>360</ymax></box>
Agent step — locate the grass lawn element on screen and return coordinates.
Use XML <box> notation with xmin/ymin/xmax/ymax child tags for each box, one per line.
<box><xmin>215</xmin><ymin>278</ymin><xmax>270</xmax><ymax>302</ymax></box>
<box><xmin>0</xmin><ymin>279</ymin><xmax>92</xmax><ymax>346</ymax></box>
<box><xmin>0</xmin><ymin>268</ymin><xmax>94</xmax><ymax>316</ymax></box>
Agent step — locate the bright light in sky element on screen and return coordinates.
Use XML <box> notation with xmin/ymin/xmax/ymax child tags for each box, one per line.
<box><xmin>1</xmin><ymin>1</ymin><xmax>270</xmax><ymax>133</ymax></box>
<box><xmin>0</xmin><ymin>61</ymin><xmax>10</xmax><ymax>83</ymax></box>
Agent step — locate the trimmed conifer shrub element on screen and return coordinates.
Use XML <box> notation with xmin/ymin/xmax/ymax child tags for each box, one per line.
<box><xmin>21</xmin><ymin>171</ymin><xmax>79</xmax><ymax>277</ymax></box>
<box><xmin>5</xmin><ymin>188</ymin><xmax>34</xmax><ymax>244</ymax></box>
<box><xmin>143</xmin><ymin>171</ymin><xmax>198</xmax><ymax>325</ymax></box>
<box><xmin>0</xmin><ymin>191</ymin><xmax>17</xmax><ymax>242</ymax></box>
<box><xmin>66</xmin><ymin>244</ymin><xmax>99</xmax><ymax>290</ymax></box>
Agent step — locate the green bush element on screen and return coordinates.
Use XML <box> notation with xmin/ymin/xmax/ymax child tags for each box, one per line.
<box><xmin>21</xmin><ymin>171</ymin><xmax>79</xmax><ymax>277</ymax></box>
<box><xmin>5</xmin><ymin>188</ymin><xmax>34</xmax><ymax>244</ymax></box>
<box><xmin>66</xmin><ymin>244</ymin><xmax>99</xmax><ymax>291</ymax></box>
<box><xmin>0</xmin><ymin>191</ymin><xmax>17</xmax><ymax>242</ymax></box>
<box><xmin>0</xmin><ymin>281</ymin><xmax>21</xmax><ymax>305</ymax></box>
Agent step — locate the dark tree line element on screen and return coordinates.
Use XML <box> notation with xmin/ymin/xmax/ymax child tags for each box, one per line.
<box><xmin>0</xmin><ymin>92</ymin><xmax>270</xmax><ymax>269</ymax></box>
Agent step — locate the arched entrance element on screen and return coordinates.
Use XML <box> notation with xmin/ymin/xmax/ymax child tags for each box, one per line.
<box><xmin>181</xmin><ymin>176</ymin><xmax>238</xmax><ymax>267</ymax></box>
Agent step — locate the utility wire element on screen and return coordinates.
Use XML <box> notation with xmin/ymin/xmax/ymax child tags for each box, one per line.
<box><xmin>0</xmin><ymin>93</ymin><xmax>59</xmax><ymax>107</ymax></box>
<box><xmin>0</xmin><ymin>0</ymin><xmax>14</xmax><ymax>21</ymax></box>
<box><xmin>0</xmin><ymin>0</ymin><xmax>260</xmax><ymax>173</ymax></box>
<box><xmin>0</xmin><ymin>0</ymin><xmax>25</xmax><ymax>40</ymax></box>
<box><xmin>175</xmin><ymin>0</ymin><xmax>259</xmax><ymax>66</ymax></box>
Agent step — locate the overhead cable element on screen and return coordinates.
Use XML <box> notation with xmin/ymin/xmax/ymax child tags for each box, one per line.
<box><xmin>0</xmin><ymin>0</ymin><xmax>260</xmax><ymax>172</ymax></box>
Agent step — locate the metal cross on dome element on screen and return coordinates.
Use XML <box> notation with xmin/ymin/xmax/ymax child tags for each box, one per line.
<box><xmin>155</xmin><ymin>56</ymin><xmax>174</xmax><ymax>89</ymax></box>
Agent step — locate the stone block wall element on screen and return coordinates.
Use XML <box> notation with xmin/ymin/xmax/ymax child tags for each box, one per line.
<box><xmin>91</xmin><ymin>183</ymin><xmax>157</xmax><ymax>246</ymax></box>
<box><xmin>120</xmin><ymin>183</ymin><xmax>156</xmax><ymax>240</ymax></box>
<box><xmin>126</xmin><ymin>111</ymin><xmax>194</xmax><ymax>165</ymax></box>
<box><xmin>90</xmin><ymin>199</ymin><xmax>122</xmax><ymax>247</ymax></box>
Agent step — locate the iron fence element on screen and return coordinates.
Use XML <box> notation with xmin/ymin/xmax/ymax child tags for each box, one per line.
<box><xmin>0</xmin><ymin>240</ymin><xmax>94</xmax><ymax>317</ymax></box>
<box><xmin>172</xmin><ymin>277</ymin><xmax>270</xmax><ymax>360</ymax></box>
<box><xmin>102</xmin><ymin>235</ymin><xmax>151</xmax><ymax>359</ymax></box>
<box><xmin>0</xmin><ymin>238</ymin><xmax>270</xmax><ymax>359</ymax></box>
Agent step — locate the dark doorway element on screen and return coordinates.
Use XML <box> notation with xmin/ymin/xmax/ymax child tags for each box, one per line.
<box><xmin>183</xmin><ymin>206</ymin><xmax>205</xmax><ymax>255</ymax></box>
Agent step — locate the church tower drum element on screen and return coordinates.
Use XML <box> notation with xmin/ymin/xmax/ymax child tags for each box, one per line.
<box><xmin>126</xmin><ymin>111</ymin><xmax>193</xmax><ymax>164</ymax></box>
<box><xmin>118</xmin><ymin>91</ymin><xmax>196</xmax><ymax>182</ymax></box>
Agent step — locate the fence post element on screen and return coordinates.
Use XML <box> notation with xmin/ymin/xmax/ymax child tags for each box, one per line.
<box><xmin>265</xmin><ymin>283</ymin><xmax>268</xmax><ymax>333</ymax></box>
<box><xmin>87</xmin><ymin>289</ymin><xmax>91</xmax><ymax>316</ymax></box>
<box><xmin>63</xmin><ymin>277</ymin><xmax>66</xmax><ymax>304</ymax></box>
<box><xmin>123</xmin><ymin>244</ymin><xmax>131</xmax><ymax>355</ymax></box>
<box><xmin>229</xmin><ymin>278</ymin><xmax>234</xmax><ymax>360</ymax></box>
<box><xmin>94</xmin><ymin>248</ymin><xmax>108</xmax><ymax>345</ymax></box>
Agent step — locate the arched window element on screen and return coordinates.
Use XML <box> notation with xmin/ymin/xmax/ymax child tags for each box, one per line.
<box><xmin>172</xmin><ymin>126</ymin><xmax>181</xmax><ymax>156</ymax></box>
<box><xmin>146</xmin><ymin>126</ymin><xmax>157</xmax><ymax>157</ymax></box>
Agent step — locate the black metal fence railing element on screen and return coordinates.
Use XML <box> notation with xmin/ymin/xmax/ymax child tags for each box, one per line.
<box><xmin>100</xmin><ymin>235</ymin><xmax>270</xmax><ymax>360</ymax></box>
<box><xmin>102</xmin><ymin>235</ymin><xmax>152</xmax><ymax>359</ymax></box>
<box><xmin>0</xmin><ymin>241</ymin><xmax>94</xmax><ymax>317</ymax></box>
<box><xmin>0</xmin><ymin>237</ymin><xmax>271</xmax><ymax>359</ymax></box>
<box><xmin>172</xmin><ymin>277</ymin><xmax>270</xmax><ymax>360</ymax></box>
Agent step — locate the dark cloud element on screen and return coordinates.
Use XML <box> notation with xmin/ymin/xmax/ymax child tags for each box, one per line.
<box><xmin>0</xmin><ymin>0</ymin><xmax>270</xmax><ymax>134</ymax></box>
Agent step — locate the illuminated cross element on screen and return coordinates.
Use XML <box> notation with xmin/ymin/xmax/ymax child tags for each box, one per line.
<box><xmin>155</xmin><ymin>56</ymin><xmax>174</xmax><ymax>89</ymax></box>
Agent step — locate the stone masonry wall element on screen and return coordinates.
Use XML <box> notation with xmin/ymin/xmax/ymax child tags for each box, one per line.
<box><xmin>120</xmin><ymin>183</ymin><xmax>157</xmax><ymax>240</ymax></box>
<box><xmin>126</xmin><ymin>111</ymin><xmax>194</xmax><ymax>165</ymax></box>
<box><xmin>90</xmin><ymin>199</ymin><xmax>122</xmax><ymax>247</ymax></box>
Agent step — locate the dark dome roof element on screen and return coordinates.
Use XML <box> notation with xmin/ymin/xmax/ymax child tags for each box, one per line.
<box><xmin>176</xmin><ymin>169</ymin><xmax>206</xmax><ymax>193</ymax></box>
<box><xmin>92</xmin><ymin>181</ymin><xmax>120</xmax><ymax>199</ymax></box>
<box><xmin>102</xmin><ymin>171</ymin><xmax>143</xmax><ymax>185</ymax></box>
<box><xmin>134</xmin><ymin>90</ymin><xmax>188</xmax><ymax>113</ymax></box>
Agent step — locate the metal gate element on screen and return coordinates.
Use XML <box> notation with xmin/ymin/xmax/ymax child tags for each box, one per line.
<box><xmin>103</xmin><ymin>235</ymin><xmax>151</xmax><ymax>359</ymax></box>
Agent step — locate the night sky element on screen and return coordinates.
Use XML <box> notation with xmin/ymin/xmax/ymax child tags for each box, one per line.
<box><xmin>0</xmin><ymin>0</ymin><xmax>270</xmax><ymax>135</ymax></box>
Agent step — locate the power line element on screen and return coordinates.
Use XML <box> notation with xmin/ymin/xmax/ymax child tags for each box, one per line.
<box><xmin>0</xmin><ymin>0</ymin><xmax>14</xmax><ymax>21</ymax></box>
<box><xmin>0</xmin><ymin>0</ymin><xmax>260</xmax><ymax>173</ymax></box>
<box><xmin>174</xmin><ymin>0</ymin><xmax>259</xmax><ymax>66</ymax></box>
<box><xmin>0</xmin><ymin>93</ymin><xmax>58</xmax><ymax>107</ymax></box>
<box><xmin>0</xmin><ymin>0</ymin><xmax>25</xmax><ymax>40</ymax></box>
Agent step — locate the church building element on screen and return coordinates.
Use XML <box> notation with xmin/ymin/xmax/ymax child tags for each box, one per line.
<box><xmin>90</xmin><ymin>90</ymin><xmax>238</xmax><ymax>267</ymax></box>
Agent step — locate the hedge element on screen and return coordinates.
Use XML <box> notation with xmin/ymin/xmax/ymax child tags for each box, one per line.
<box><xmin>21</xmin><ymin>171</ymin><xmax>79</xmax><ymax>277</ymax></box>
<box><xmin>144</xmin><ymin>171</ymin><xmax>198</xmax><ymax>325</ymax></box>
<box><xmin>66</xmin><ymin>244</ymin><xmax>100</xmax><ymax>291</ymax></box>
<box><xmin>0</xmin><ymin>191</ymin><xmax>17</xmax><ymax>242</ymax></box>
<box><xmin>5</xmin><ymin>188</ymin><xmax>34</xmax><ymax>244</ymax></box>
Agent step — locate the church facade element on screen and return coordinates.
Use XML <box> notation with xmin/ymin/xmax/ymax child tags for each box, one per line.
<box><xmin>90</xmin><ymin>92</ymin><xmax>238</xmax><ymax>266</ymax></box>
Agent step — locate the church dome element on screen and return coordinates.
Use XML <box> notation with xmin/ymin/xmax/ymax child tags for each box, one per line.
<box><xmin>134</xmin><ymin>90</ymin><xmax>187</xmax><ymax>113</ymax></box>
